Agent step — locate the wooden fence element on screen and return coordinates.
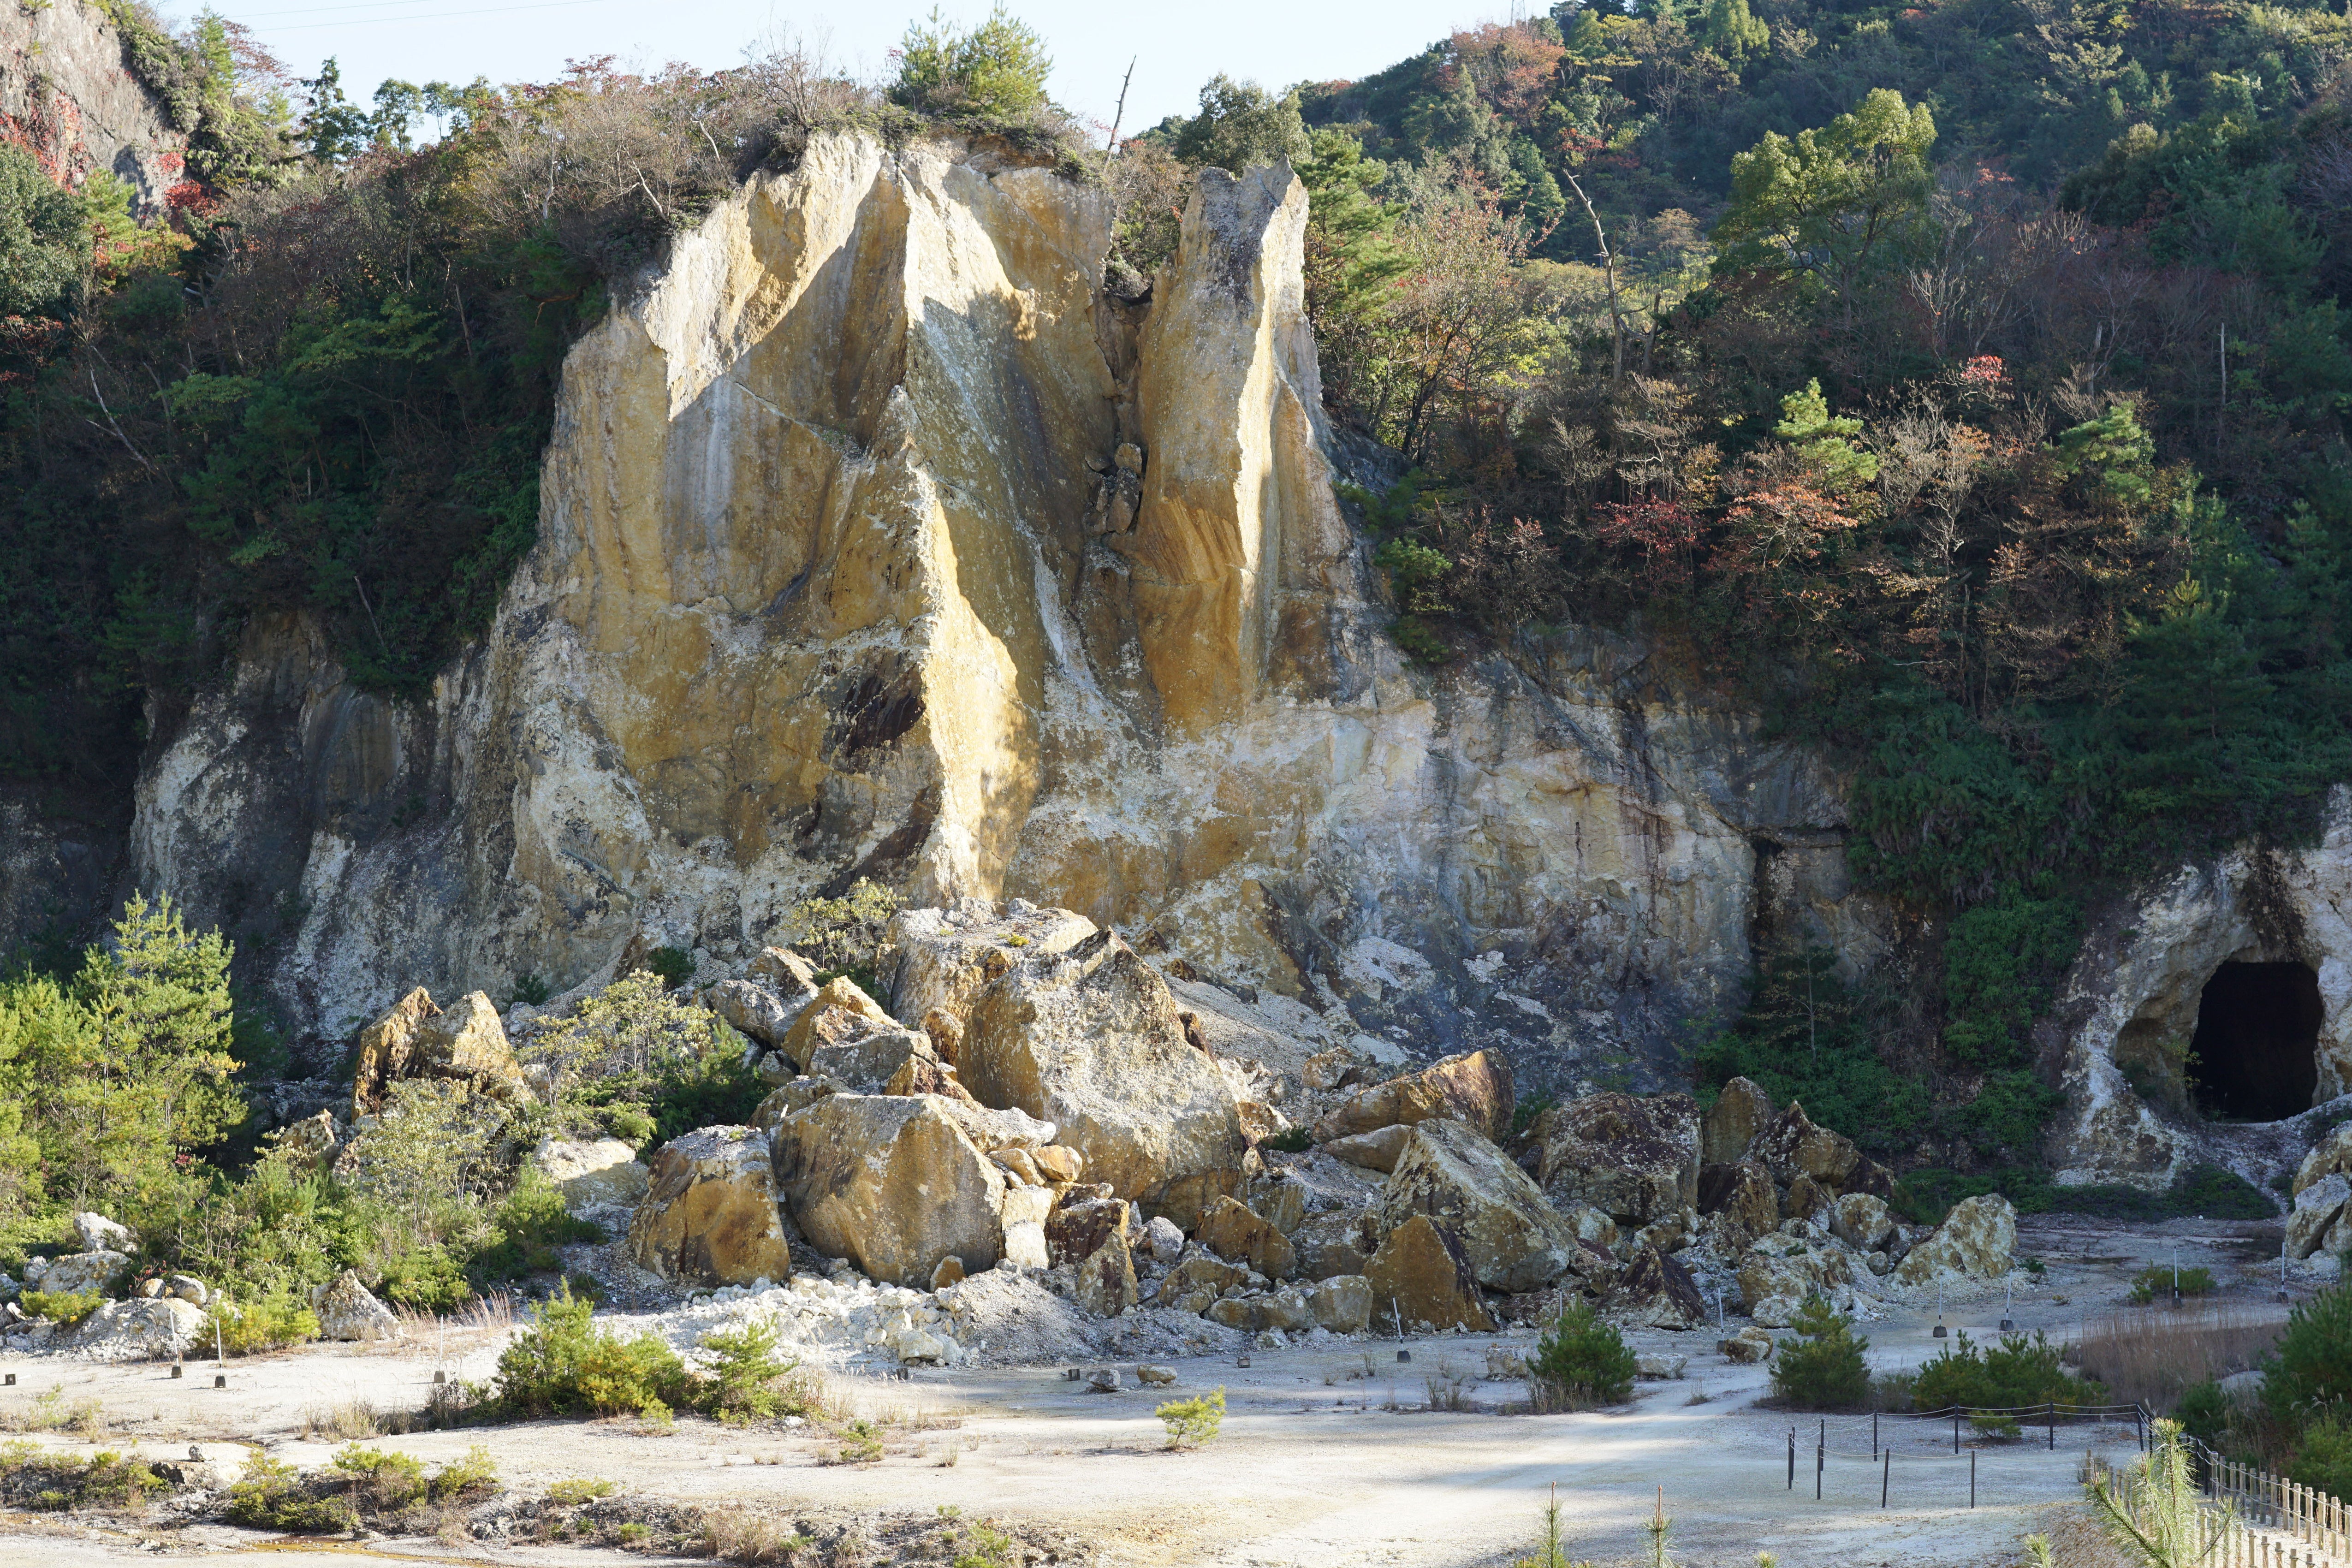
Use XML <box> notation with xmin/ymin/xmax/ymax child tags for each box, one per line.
<box><xmin>2098</xmin><ymin>1431</ymin><xmax>2350</xmax><ymax>1568</ymax></box>
<box><xmin>2201</xmin><ymin>1447</ymin><xmax>2351</xmax><ymax>1568</ymax></box>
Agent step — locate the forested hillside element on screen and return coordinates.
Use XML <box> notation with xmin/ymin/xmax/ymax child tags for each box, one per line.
<box><xmin>0</xmin><ymin>1</ymin><xmax>2348</xmax><ymax>1207</ymax></box>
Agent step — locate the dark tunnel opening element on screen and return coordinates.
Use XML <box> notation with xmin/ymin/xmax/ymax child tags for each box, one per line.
<box><xmin>2186</xmin><ymin>961</ymin><xmax>2322</xmax><ymax>1122</ymax></box>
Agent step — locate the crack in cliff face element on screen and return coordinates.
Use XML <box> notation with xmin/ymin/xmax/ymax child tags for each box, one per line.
<box><xmin>120</xmin><ymin>131</ymin><xmax>1890</xmax><ymax>1093</ymax></box>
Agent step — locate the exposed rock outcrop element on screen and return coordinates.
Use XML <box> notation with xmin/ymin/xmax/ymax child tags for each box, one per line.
<box><xmin>1529</xmin><ymin>1092</ymin><xmax>1699</xmax><ymax>1223</ymax></box>
<box><xmin>1378</xmin><ymin>1119</ymin><xmax>1576</xmax><ymax>1292</ymax></box>
<box><xmin>1893</xmin><ymin>1195</ymin><xmax>2017</xmax><ymax>1286</ymax></box>
<box><xmin>1313</xmin><ymin>1051</ymin><xmax>1515</xmax><ymax>1143</ymax></box>
<box><xmin>1364</xmin><ymin>1215</ymin><xmax>1496</xmax><ymax>1333</ymax></box>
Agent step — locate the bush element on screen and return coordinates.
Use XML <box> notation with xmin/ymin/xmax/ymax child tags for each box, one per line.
<box><xmin>646</xmin><ymin>947</ymin><xmax>695</xmax><ymax>988</ymax></box>
<box><xmin>1527</xmin><ymin>1300</ymin><xmax>1638</xmax><ymax>1411</ymax></box>
<box><xmin>20</xmin><ymin>1289</ymin><xmax>101</xmax><ymax>1328</ymax></box>
<box><xmin>1259</xmin><ymin>1127</ymin><xmax>1313</xmax><ymax>1153</ymax></box>
<box><xmin>702</xmin><ymin>1320</ymin><xmax>802</xmax><ymax>1424</ymax></box>
<box><xmin>1912</xmin><ymin>1331</ymin><xmax>2102</xmax><ymax>1411</ymax></box>
<box><xmin>429</xmin><ymin>1445</ymin><xmax>500</xmax><ymax>1503</ymax></box>
<box><xmin>468</xmin><ymin>1166</ymin><xmax>604</xmax><ymax>1285</ymax></box>
<box><xmin>2174</xmin><ymin>1378</ymin><xmax>2231</xmax><ymax>1444</ymax></box>
<box><xmin>226</xmin><ymin>1452</ymin><xmax>355</xmax><ymax>1533</ymax></box>
<box><xmin>0</xmin><ymin>1443</ymin><xmax>168</xmax><ymax>1511</ymax></box>
<box><xmin>2289</xmin><ymin>1411</ymin><xmax>2352</xmax><ymax>1501</ymax></box>
<box><xmin>493</xmin><ymin>1285</ymin><xmax>693</xmax><ymax>1419</ymax></box>
<box><xmin>548</xmin><ymin>1477</ymin><xmax>615</xmax><ymax>1505</ymax></box>
<box><xmin>1156</xmin><ymin>1387</ymin><xmax>1225</xmax><ymax>1449</ymax></box>
<box><xmin>2263</xmin><ymin>1282</ymin><xmax>2352</xmax><ymax>1423</ymax></box>
<box><xmin>209</xmin><ymin>1286</ymin><xmax>320</xmax><ymax>1353</ymax></box>
<box><xmin>1770</xmin><ymin>1296</ymin><xmax>1871</xmax><ymax>1408</ymax></box>
<box><xmin>2131</xmin><ymin>1265</ymin><xmax>2217</xmax><ymax>1303</ymax></box>
<box><xmin>329</xmin><ymin>1444</ymin><xmax>426</xmax><ymax>1512</ymax></box>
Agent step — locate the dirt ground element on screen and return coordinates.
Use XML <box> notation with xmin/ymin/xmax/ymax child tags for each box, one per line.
<box><xmin>0</xmin><ymin>1213</ymin><xmax>2310</xmax><ymax>1568</ymax></box>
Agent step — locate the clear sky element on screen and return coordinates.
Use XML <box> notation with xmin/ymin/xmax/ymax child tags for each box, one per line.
<box><xmin>165</xmin><ymin>1</ymin><xmax>1516</xmax><ymax>141</ymax></box>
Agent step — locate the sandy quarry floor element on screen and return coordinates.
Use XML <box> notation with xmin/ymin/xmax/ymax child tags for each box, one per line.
<box><xmin>0</xmin><ymin>1212</ymin><xmax>2314</xmax><ymax>1568</ymax></box>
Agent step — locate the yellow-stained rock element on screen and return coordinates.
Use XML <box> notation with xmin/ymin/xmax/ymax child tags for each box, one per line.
<box><xmin>352</xmin><ymin>988</ymin><xmax>528</xmax><ymax>1116</ymax></box>
<box><xmin>1364</xmin><ymin>1215</ymin><xmax>1496</xmax><ymax>1334</ymax></box>
<box><xmin>625</xmin><ymin>1125</ymin><xmax>793</xmax><ymax>1287</ymax></box>
<box><xmin>1311</xmin><ymin>1051</ymin><xmax>1515</xmax><ymax>1144</ymax></box>
<box><xmin>771</xmin><ymin>1093</ymin><xmax>1005</xmax><ymax>1285</ymax></box>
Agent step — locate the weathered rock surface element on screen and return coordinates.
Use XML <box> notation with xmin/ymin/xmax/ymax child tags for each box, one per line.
<box><xmin>352</xmin><ymin>989</ymin><xmax>529</xmax><ymax>1115</ymax></box>
<box><xmin>1073</xmin><ymin>1228</ymin><xmax>1140</xmax><ymax>1319</ymax></box>
<box><xmin>1364</xmin><ymin>1216</ymin><xmax>1497</xmax><ymax>1333</ymax></box>
<box><xmin>628</xmin><ymin>1125</ymin><xmax>796</xmax><ymax>1287</ymax></box>
<box><xmin>1720</xmin><ymin>1326</ymin><xmax>1775</xmax><ymax>1363</ymax></box>
<box><xmin>72</xmin><ymin>1213</ymin><xmax>133</xmax><ymax>1252</ymax></box>
<box><xmin>962</xmin><ymin>930</ymin><xmax>1244</xmax><ymax>1203</ymax></box>
<box><xmin>1893</xmin><ymin>1195</ymin><xmax>2017</xmax><ymax>1286</ymax></box>
<box><xmin>1154</xmin><ymin>1252</ymin><xmax>1249</xmax><ymax>1313</ymax></box>
<box><xmin>1313</xmin><ymin>1051</ymin><xmax>1514</xmax><ymax>1144</ymax></box>
<box><xmin>1290</xmin><ymin>1209</ymin><xmax>1377</xmax><ymax>1281</ymax></box>
<box><xmin>32</xmin><ymin>1251</ymin><xmax>129</xmax><ymax>1297</ymax></box>
<box><xmin>1613</xmin><ymin>1242</ymin><xmax>1707</xmax><ymax>1330</ymax></box>
<box><xmin>1697</xmin><ymin>1158</ymin><xmax>1781</xmax><ymax>1252</ymax></box>
<box><xmin>709</xmin><ymin>979</ymin><xmax>808</xmax><ymax>1049</ymax></box>
<box><xmin>1379</xmin><ymin>1119</ymin><xmax>1575</xmax><ymax>1292</ymax></box>
<box><xmin>772</xmin><ymin>1095</ymin><xmax>1003</xmax><ymax>1286</ymax></box>
<box><xmin>1196</xmin><ymin>1196</ymin><xmax>1296</xmax><ymax>1280</ymax></box>
<box><xmin>532</xmin><ymin>1138</ymin><xmax>649</xmax><ymax>1219</ymax></box>
<box><xmin>1321</xmin><ymin>1123</ymin><xmax>1414</xmax><ymax>1173</ymax></box>
<box><xmin>2287</xmin><ymin>1172</ymin><xmax>2350</xmax><ymax>1259</ymax></box>
<box><xmin>311</xmin><ymin>1270</ymin><xmax>399</xmax><ymax>1341</ymax></box>
<box><xmin>2297</xmin><ymin>1124</ymin><xmax>2352</xmax><ymax>1197</ymax></box>
<box><xmin>1530</xmin><ymin>1092</ymin><xmax>1699</xmax><ymax>1223</ymax></box>
<box><xmin>0</xmin><ymin>0</ymin><xmax>188</xmax><ymax>214</ymax></box>
<box><xmin>1829</xmin><ymin>1192</ymin><xmax>1895</xmax><ymax>1253</ymax></box>
<box><xmin>888</xmin><ymin>902</ymin><xmax>1101</xmax><ymax>1027</ymax></box>
<box><xmin>1703</xmin><ymin>1077</ymin><xmax>1774</xmax><ymax>1166</ymax></box>
<box><xmin>1749</xmin><ymin>1101</ymin><xmax>1888</xmax><ymax>1197</ymax></box>
<box><xmin>777</xmin><ymin>979</ymin><xmax>897</xmax><ymax>1074</ymax></box>
<box><xmin>68</xmin><ymin>1297</ymin><xmax>209</xmax><ymax>1360</ymax></box>
<box><xmin>1309</xmin><ymin>1275</ymin><xmax>1374</xmax><ymax>1333</ymax></box>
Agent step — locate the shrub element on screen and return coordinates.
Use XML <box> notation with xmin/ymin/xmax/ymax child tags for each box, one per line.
<box><xmin>493</xmin><ymin>1285</ymin><xmax>693</xmax><ymax>1419</ymax></box>
<box><xmin>209</xmin><ymin>1286</ymin><xmax>320</xmax><ymax>1353</ymax></box>
<box><xmin>2289</xmin><ymin>1411</ymin><xmax>2352</xmax><ymax>1501</ymax></box>
<box><xmin>468</xmin><ymin>1166</ymin><xmax>604</xmax><ymax>1285</ymax></box>
<box><xmin>646</xmin><ymin>947</ymin><xmax>695</xmax><ymax>988</ymax></box>
<box><xmin>2130</xmin><ymin>1265</ymin><xmax>2217</xmax><ymax>1303</ymax></box>
<box><xmin>1260</xmin><ymin>1127</ymin><xmax>1313</xmax><ymax>1153</ymax></box>
<box><xmin>20</xmin><ymin>1289</ymin><xmax>101</xmax><ymax>1328</ymax></box>
<box><xmin>430</xmin><ymin>1445</ymin><xmax>500</xmax><ymax>1503</ymax></box>
<box><xmin>1969</xmin><ymin>1413</ymin><xmax>2022</xmax><ymax>1440</ymax></box>
<box><xmin>2263</xmin><ymin>1282</ymin><xmax>2352</xmax><ymax>1423</ymax></box>
<box><xmin>1527</xmin><ymin>1300</ymin><xmax>1637</xmax><ymax>1411</ymax></box>
<box><xmin>226</xmin><ymin>1451</ymin><xmax>355</xmax><ymax>1533</ymax></box>
<box><xmin>836</xmin><ymin>1418</ymin><xmax>883</xmax><ymax>1464</ymax></box>
<box><xmin>548</xmin><ymin>1476</ymin><xmax>615</xmax><ymax>1504</ymax></box>
<box><xmin>1770</xmin><ymin>1295</ymin><xmax>1871</xmax><ymax>1409</ymax></box>
<box><xmin>702</xmin><ymin>1320</ymin><xmax>802</xmax><ymax>1423</ymax></box>
<box><xmin>2173</xmin><ymin>1378</ymin><xmax>2231</xmax><ymax>1445</ymax></box>
<box><xmin>775</xmin><ymin>878</ymin><xmax>902</xmax><ymax>998</ymax></box>
<box><xmin>1156</xmin><ymin>1387</ymin><xmax>1226</xmax><ymax>1449</ymax></box>
<box><xmin>329</xmin><ymin>1444</ymin><xmax>426</xmax><ymax>1512</ymax></box>
<box><xmin>1913</xmin><ymin>1331</ymin><xmax>2102</xmax><ymax>1411</ymax></box>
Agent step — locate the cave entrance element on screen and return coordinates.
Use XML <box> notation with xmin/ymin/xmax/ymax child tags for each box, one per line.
<box><xmin>2186</xmin><ymin>961</ymin><xmax>2322</xmax><ymax>1121</ymax></box>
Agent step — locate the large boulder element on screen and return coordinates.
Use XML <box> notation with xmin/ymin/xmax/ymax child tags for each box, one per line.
<box><xmin>1045</xmin><ymin>1196</ymin><xmax>1130</xmax><ymax>1267</ymax></box>
<box><xmin>352</xmin><ymin>989</ymin><xmax>529</xmax><ymax>1116</ymax></box>
<box><xmin>311</xmin><ymin>1270</ymin><xmax>398</xmax><ymax>1341</ymax></box>
<box><xmin>1612</xmin><ymin>1242</ymin><xmax>1708</xmax><ymax>1330</ymax></box>
<box><xmin>1074</xmin><ymin>1227</ymin><xmax>1140</xmax><ymax>1319</ymax></box>
<box><xmin>1311</xmin><ymin>1051</ymin><xmax>1514</xmax><ymax>1144</ymax></box>
<box><xmin>1703</xmin><ymin>1077</ymin><xmax>1774</xmax><ymax>1166</ymax></box>
<box><xmin>1308</xmin><ymin>1275</ymin><xmax>1374</xmax><ymax>1333</ymax></box>
<box><xmin>1291</xmin><ymin>1209</ymin><xmax>1377</xmax><ymax>1281</ymax></box>
<box><xmin>1364</xmin><ymin>1216</ymin><xmax>1497</xmax><ymax>1333</ymax></box>
<box><xmin>627</xmin><ymin>1125</ymin><xmax>796</xmax><ymax>1287</ymax></box>
<box><xmin>1829</xmin><ymin>1192</ymin><xmax>1896</xmax><ymax>1253</ymax></box>
<box><xmin>1155</xmin><ymin>1252</ymin><xmax>1249</xmax><ymax>1313</ymax></box>
<box><xmin>887</xmin><ymin>901</ymin><xmax>1101</xmax><ymax>1027</ymax></box>
<box><xmin>532</xmin><ymin>1138</ymin><xmax>649</xmax><ymax>1220</ymax></box>
<box><xmin>1321</xmin><ymin>1124</ymin><xmax>1414</xmax><ymax>1173</ymax></box>
<box><xmin>708</xmin><ymin>979</ymin><xmax>809</xmax><ymax>1049</ymax></box>
<box><xmin>1750</xmin><ymin>1101</ymin><xmax>1891</xmax><ymax>1198</ymax></box>
<box><xmin>1197</xmin><ymin>1197</ymin><xmax>1295</xmax><ymax>1280</ymax></box>
<box><xmin>772</xmin><ymin>1095</ymin><xmax>1004</xmax><ymax>1286</ymax></box>
<box><xmin>1529</xmin><ymin>1093</ymin><xmax>1699</xmax><ymax>1224</ymax></box>
<box><xmin>1378</xmin><ymin>1120</ymin><xmax>1578</xmax><ymax>1292</ymax></box>
<box><xmin>267</xmin><ymin>1110</ymin><xmax>345</xmax><ymax>1170</ymax></box>
<box><xmin>961</xmin><ymin>930</ymin><xmax>1245</xmax><ymax>1204</ymax></box>
<box><xmin>1698</xmin><ymin>1158</ymin><xmax>1780</xmax><ymax>1249</ymax></box>
<box><xmin>806</xmin><ymin>1027</ymin><xmax>936</xmax><ymax>1093</ymax></box>
<box><xmin>34</xmin><ymin>1251</ymin><xmax>130</xmax><ymax>1296</ymax></box>
<box><xmin>67</xmin><ymin>1297</ymin><xmax>208</xmax><ymax>1359</ymax></box>
<box><xmin>2295</xmin><ymin>1123</ymin><xmax>2352</xmax><ymax>1197</ymax></box>
<box><xmin>1893</xmin><ymin>1194</ymin><xmax>2017</xmax><ymax>1286</ymax></box>
<box><xmin>72</xmin><ymin>1213</ymin><xmax>133</xmax><ymax>1252</ymax></box>
<box><xmin>776</xmin><ymin>978</ymin><xmax>897</xmax><ymax>1073</ymax></box>
<box><xmin>2287</xmin><ymin>1172</ymin><xmax>2350</xmax><ymax>1260</ymax></box>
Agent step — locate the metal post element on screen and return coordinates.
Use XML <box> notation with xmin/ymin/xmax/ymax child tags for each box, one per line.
<box><xmin>1788</xmin><ymin>1428</ymin><xmax>1794</xmax><ymax>1489</ymax></box>
<box><xmin>1972</xmin><ymin>1449</ymin><xmax>1978</xmax><ymax>1509</ymax></box>
<box><xmin>1882</xmin><ymin>1447</ymin><xmax>1890</xmax><ymax>1508</ymax></box>
<box><xmin>1816</xmin><ymin>1429</ymin><xmax>1823</xmax><ymax>1500</ymax></box>
<box><xmin>1873</xmin><ymin>1412</ymin><xmax>1879</xmax><ymax>1458</ymax></box>
<box><xmin>1954</xmin><ymin>1412</ymin><xmax>1961</xmax><ymax>1455</ymax></box>
<box><xmin>2049</xmin><ymin>1401</ymin><xmax>2056</xmax><ymax>1451</ymax></box>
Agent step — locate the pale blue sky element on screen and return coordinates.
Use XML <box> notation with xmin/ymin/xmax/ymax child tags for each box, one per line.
<box><xmin>169</xmin><ymin>1</ymin><xmax>1519</xmax><ymax>141</ymax></box>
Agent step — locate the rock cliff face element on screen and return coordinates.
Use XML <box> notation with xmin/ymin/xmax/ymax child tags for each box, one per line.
<box><xmin>0</xmin><ymin>0</ymin><xmax>187</xmax><ymax>212</ymax></box>
<box><xmin>127</xmin><ymin>131</ymin><xmax>1879</xmax><ymax>1090</ymax></box>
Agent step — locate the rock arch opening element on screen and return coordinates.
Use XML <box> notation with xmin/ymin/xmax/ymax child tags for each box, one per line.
<box><xmin>2186</xmin><ymin>961</ymin><xmax>2321</xmax><ymax>1122</ymax></box>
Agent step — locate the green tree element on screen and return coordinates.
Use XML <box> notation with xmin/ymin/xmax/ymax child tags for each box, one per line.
<box><xmin>0</xmin><ymin>143</ymin><xmax>95</xmax><ymax>320</ymax></box>
<box><xmin>890</xmin><ymin>6</ymin><xmax>1053</xmax><ymax>121</ymax></box>
<box><xmin>1713</xmin><ymin>88</ymin><xmax>1937</xmax><ymax>320</ymax></box>
<box><xmin>1773</xmin><ymin>379</ymin><xmax>1878</xmax><ymax>492</ymax></box>
<box><xmin>1702</xmin><ymin>0</ymin><xmax>1769</xmax><ymax>61</ymax></box>
<box><xmin>31</xmin><ymin>894</ymin><xmax>243</xmax><ymax>1210</ymax></box>
<box><xmin>1770</xmin><ymin>1295</ymin><xmax>1871</xmax><ymax>1408</ymax></box>
<box><xmin>1174</xmin><ymin>75</ymin><xmax>1309</xmax><ymax>173</ymax></box>
<box><xmin>1296</xmin><ymin>129</ymin><xmax>1404</xmax><ymax>428</ymax></box>
<box><xmin>298</xmin><ymin>59</ymin><xmax>373</xmax><ymax>162</ymax></box>
<box><xmin>1526</xmin><ymin>1299</ymin><xmax>1638</xmax><ymax>1410</ymax></box>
